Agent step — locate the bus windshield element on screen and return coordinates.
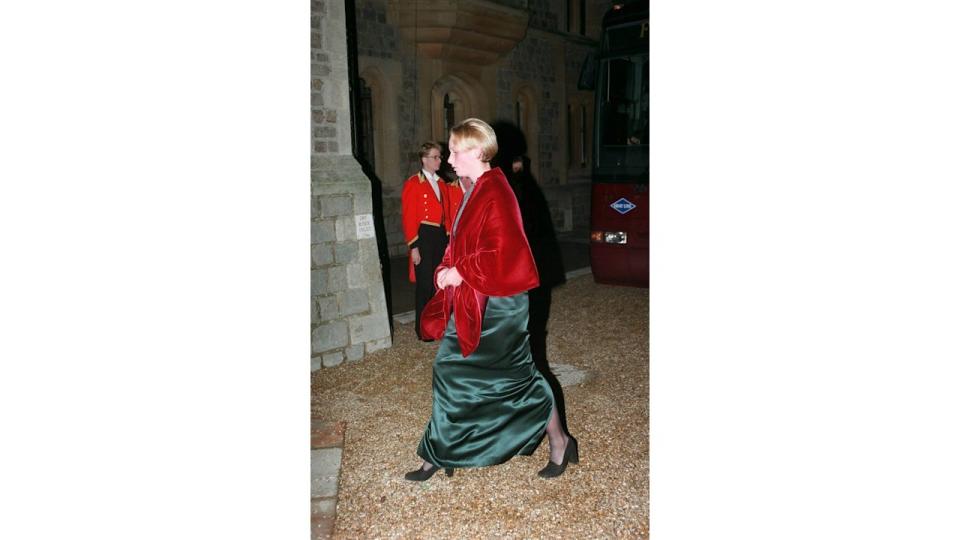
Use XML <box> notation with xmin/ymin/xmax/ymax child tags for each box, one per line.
<box><xmin>595</xmin><ymin>52</ymin><xmax>648</xmax><ymax>180</ymax></box>
<box><xmin>600</xmin><ymin>55</ymin><xmax>647</xmax><ymax>146</ymax></box>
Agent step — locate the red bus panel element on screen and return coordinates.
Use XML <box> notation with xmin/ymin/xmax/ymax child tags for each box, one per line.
<box><xmin>590</xmin><ymin>183</ymin><xmax>648</xmax><ymax>287</ymax></box>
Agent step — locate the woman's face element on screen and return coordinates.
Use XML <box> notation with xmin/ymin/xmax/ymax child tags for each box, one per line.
<box><xmin>447</xmin><ymin>138</ymin><xmax>482</xmax><ymax>180</ymax></box>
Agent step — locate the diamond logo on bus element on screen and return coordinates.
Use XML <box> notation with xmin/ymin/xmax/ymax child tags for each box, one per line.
<box><xmin>610</xmin><ymin>198</ymin><xmax>637</xmax><ymax>215</ymax></box>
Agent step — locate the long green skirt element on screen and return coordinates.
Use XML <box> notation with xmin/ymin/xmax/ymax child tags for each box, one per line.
<box><xmin>417</xmin><ymin>293</ymin><xmax>555</xmax><ymax>468</ymax></box>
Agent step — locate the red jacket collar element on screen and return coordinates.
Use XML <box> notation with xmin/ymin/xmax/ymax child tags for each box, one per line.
<box><xmin>468</xmin><ymin>167</ymin><xmax>500</xmax><ymax>191</ymax></box>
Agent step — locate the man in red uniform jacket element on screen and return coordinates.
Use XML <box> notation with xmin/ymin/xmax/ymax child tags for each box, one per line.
<box><xmin>401</xmin><ymin>142</ymin><xmax>464</xmax><ymax>340</ymax></box>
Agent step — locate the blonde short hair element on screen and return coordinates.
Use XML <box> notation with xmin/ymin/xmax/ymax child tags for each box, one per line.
<box><xmin>449</xmin><ymin>118</ymin><xmax>498</xmax><ymax>162</ymax></box>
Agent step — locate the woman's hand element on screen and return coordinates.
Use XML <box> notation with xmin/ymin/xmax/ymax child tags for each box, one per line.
<box><xmin>437</xmin><ymin>266</ymin><xmax>463</xmax><ymax>288</ymax></box>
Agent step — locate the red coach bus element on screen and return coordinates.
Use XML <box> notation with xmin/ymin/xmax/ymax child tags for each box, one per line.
<box><xmin>588</xmin><ymin>0</ymin><xmax>649</xmax><ymax>287</ymax></box>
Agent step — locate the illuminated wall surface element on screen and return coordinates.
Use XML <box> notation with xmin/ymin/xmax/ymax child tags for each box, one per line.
<box><xmin>344</xmin><ymin>0</ymin><xmax>606</xmax><ymax>256</ymax></box>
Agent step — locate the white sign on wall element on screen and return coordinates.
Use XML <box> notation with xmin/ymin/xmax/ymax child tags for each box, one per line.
<box><xmin>355</xmin><ymin>213</ymin><xmax>375</xmax><ymax>239</ymax></box>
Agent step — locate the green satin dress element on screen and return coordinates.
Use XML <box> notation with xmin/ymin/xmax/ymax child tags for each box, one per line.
<box><xmin>417</xmin><ymin>293</ymin><xmax>555</xmax><ymax>468</ymax></box>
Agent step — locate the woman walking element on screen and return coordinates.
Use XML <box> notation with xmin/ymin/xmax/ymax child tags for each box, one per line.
<box><xmin>405</xmin><ymin>118</ymin><xmax>578</xmax><ymax>481</ymax></box>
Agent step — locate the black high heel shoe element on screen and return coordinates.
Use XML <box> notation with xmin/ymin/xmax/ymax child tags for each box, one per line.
<box><xmin>537</xmin><ymin>435</ymin><xmax>579</xmax><ymax>478</ymax></box>
<box><xmin>403</xmin><ymin>463</ymin><xmax>454</xmax><ymax>482</ymax></box>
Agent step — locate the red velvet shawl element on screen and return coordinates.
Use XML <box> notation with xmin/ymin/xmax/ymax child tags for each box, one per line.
<box><xmin>419</xmin><ymin>167</ymin><xmax>540</xmax><ymax>357</ymax></box>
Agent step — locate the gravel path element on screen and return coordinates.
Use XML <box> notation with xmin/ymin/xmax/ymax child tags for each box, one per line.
<box><xmin>311</xmin><ymin>274</ymin><xmax>649</xmax><ymax>538</ymax></box>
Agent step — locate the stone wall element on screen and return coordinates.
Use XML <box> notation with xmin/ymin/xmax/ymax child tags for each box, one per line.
<box><xmin>357</xmin><ymin>0</ymin><xmax>600</xmax><ymax>252</ymax></box>
<box><xmin>311</xmin><ymin>0</ymin><xmax>392</xmax><ymax>369</ymax></box>
<box><xmin>496</xmin><ymin>28</ymin><xmax>581</xmax><ymax>233</ymax></box>
<box><xmin>357</xmin><ymin>0</ymin><xmax>408</xmax><ymax>259</ymax></box>
<box><xmin>527</xmin><ymin>0</ymin><xmax>561</xmax><ymax>31</ymax></box>
<box><xmin>497</xmin><ymin>33</ymin><xmax>563</xmax><ymax>186</ymax></box>
<box><xmin>356</xmin><ymin>0</ymin><xmax>418</xmax><ymax>170</ymax></box>
<box><xmin>356</xmin><ymin>0</ymin><xmax>398</xmax><ymax>60</ymax></box>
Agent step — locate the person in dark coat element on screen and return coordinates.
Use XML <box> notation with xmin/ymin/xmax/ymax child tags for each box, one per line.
<box><xmin>506</xmin><ymin>155</ymin><xmax>569</xmax><ymax>432</ymax></box>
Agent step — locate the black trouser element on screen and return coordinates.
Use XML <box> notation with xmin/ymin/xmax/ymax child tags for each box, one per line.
<box><xmin>414</xmin><ymin>223</ymin><xmax>449</xmax><ymax>339</ymax></box>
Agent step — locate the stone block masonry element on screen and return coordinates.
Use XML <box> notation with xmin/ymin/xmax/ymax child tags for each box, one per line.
<box><xmin>312</xmin><ymin>0</ymin><xmax>392</xmax><ymax>369</ymax></box>
<box><xmin>311</xmin><ymin>156</ymin><xmax>393</xmax><ymax>368</ymax></box>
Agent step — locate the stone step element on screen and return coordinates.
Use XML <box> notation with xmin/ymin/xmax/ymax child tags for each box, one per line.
<box><xmin>311</xmin><ymin>420</ymin><xmax>345</xmax><ymax>540</ymax></box>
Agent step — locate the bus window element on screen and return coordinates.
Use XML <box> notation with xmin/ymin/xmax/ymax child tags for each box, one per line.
<box><xmin>596</xmin><ymin>53</ymin><xmax>648</xmax><ymax>177</ymax></box>
<box><xmin>600</xmin><ymin>56</ymin><xmax>646</xmax><ymax>146</ymax></box>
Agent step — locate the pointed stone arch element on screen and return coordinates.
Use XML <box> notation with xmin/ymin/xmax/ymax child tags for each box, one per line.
<box><xmin>430</xmin><ymin>73</ymin><xmax>489</xmax><ymax>143</ymax></box>
<box><xmin>513</xmin><ymin>83</ymin><xmax>540</xmax><ymax>179</ymax></box>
